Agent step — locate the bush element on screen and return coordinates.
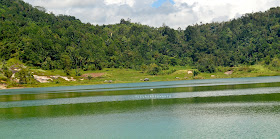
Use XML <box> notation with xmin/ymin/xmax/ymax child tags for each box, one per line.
<box><xmin>15</xmin><ymin>66</ymin><xmax>34</xmax><ymax>84</ymax></box>
<box><xmin>64</xmin><ymin>68</ymin><xmax>71</xmax><ymax>75</ymax></box>
<box><xmin>0</xmin><ymin>75</ymin><xmax>7</xmax><ymax>81</ymax></box>
<box><xmin>6</xmin><ymin>58</ymin><xmax>23</xmax><ymax>67</ymax></box>
<box><xmin>197</xmin><ymin>64</ymin><xmax>216</xmax><ymax>73</ymax></box>
<box><xmin>169</xmin><ymin>58</ymin><xmax>177</xmax><ymax>66</ymax></box>
<box><xmin>87</xmin><ymin>75</ymin><xmax>93</xmax><ymax>80</ymax></box>
<box><xmin>160</xmin><ymin>64</ymin><xmax>169</xmax><ymax>70</ymax></box>
<box><xmin>161</xmin><ymin>69</ymin><xmax>177</xmax><ymax>75</ymax></box>
<box><xmin>1</xmin><ymin>64</ymin><xmax>12</xmax><ymax>79</ymax></box>
<box><xmin>3</xmin><ymin>69</ymin><xmax>12</xmax><ymax>79</ymax></box>
<box><xmin>193</xmin><ymin>70</ymin><xmax>200</xmax><ymax>77</ymax></box>
<box><xmin>147</xmin><ymin>63</ymin><xmax>162</xmax><ymax>75</ymax></box>
<box><xmin>269</xmin><ymin>57</ymin><xmax>280</xmax><ymax>71</ymax></box>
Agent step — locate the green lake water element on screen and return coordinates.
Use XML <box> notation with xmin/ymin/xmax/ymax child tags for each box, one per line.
<box><xmin>1</xmin><ymin>76</ymin><xmax>280</xmax><ymax>138</ymax></box>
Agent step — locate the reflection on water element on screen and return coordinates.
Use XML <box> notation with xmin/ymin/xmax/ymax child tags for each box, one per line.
<box><xmin>1</xmin><ymin>100</ymin><xmax>280</xmax><ymax>138</ymax></box>
<box><xmin>1</xmin><ymin>81</ymin><xmax>280</xmax><ymax>102</ymax></box>
<box><xmin>1</xmin><ymin>87</ymin><xmax>280</xmax><ymax>108</ymax></box>
<box><xmin>1</xmin><ymin>76</ymin><xmax>280</xmax><ymax>138</ymax></box>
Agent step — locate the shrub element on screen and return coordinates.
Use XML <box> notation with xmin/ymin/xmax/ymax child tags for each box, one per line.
<box><xmin>193</xmin><ymin>70</ymin><xmax>200</xmax><ymax>77</ymax></box>
<box><xmin>147</xmin><ymin>63</ymin><xmax>162</xmax><ymax>75</ymax></box>
<box><xmin>197</xmin><ymin>64</ymin><xmax>216</xmax><ymax>73</ymax></box>
<box><xmin>15</xmin><ymin>66</ymin><xmax>34</xmax><ymax>84</ymax></box>
<box><xmin>1</xmin><ymin>64</ymin><xmax>12</xmax><ymax>79</ymax></box>
<box><xmin>87</xmin><ymin>75</ymin><xmax>93</xmax><ymax>80</ymax></box>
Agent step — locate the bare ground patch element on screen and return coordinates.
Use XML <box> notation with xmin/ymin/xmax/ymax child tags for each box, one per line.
<box><xmin>81</xmin><ymin>73</ymin><xmax>105</xmax><ymax>78</ymax></box>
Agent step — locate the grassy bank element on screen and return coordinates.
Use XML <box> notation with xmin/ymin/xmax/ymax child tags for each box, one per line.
<box><xmin>1</xmin><ymin>64</ymin><xmax>280</xmax><ymax>89</ymax></box>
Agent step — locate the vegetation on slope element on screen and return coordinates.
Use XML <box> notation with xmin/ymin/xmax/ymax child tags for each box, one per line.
<box><xmin>0</xmin><ymin>0</ymin><xmax>280</xmax><ymax>87</ymax></box>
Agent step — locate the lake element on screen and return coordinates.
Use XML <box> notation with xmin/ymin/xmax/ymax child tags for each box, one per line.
<box><xmin>1</xmin><ymin>76</ymin><xmax>280</xmax><ymax>138</ymax></box>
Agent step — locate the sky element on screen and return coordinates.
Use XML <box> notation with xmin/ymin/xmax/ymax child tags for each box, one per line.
<box><xmin>23</xmin><ymin>0</ymin><xmax>280</xmax><ymax>29</ymax></box>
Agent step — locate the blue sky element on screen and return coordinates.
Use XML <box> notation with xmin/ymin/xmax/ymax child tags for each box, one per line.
<box><xmin>152</xmin><ymin>0</ymin><xmax>175</xmax><ymax>8</ymax></box>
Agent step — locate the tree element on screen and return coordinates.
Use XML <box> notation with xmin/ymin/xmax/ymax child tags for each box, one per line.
<box><xmin>1</xmin><ymin>0</ymin><xmax>280</xmax><ymax>73</ymax></box>
<box><xmin>42</xmin><ymin>57</ymin><xmax>53</xmax><ymax>70</ymax></box>
<box><xmin>1</xmin><ymin>64</ymin><xmax>12</xmax><ymax>79</ymax></box>
<box><xmin>34</xmin><ymin>6</ymin><xmax>46</xmax><ymax>13</ymax></box>
<box><xmin>193</xmin><ymin>70</ymin><xmax>199</xmax><ymax>77</ymax></box>
<box><xmin>61</xmin><ymin>54</ymin><xmax>71</xmax><ymax>75</ymax></box>
<box><xmin>15</xmin><ymin>66</ymin><xmax>33</xmax><ymax>84</ymax></box>
<box><xmin>169</xmin><ymin>58</ymin><xmax>177</xmax><ymax>66</ymax></box>
<box><xmin>120</xmin><ymin>19</ymin><xmax>130</xmax><ymax>25</ymax></box>
<box><xmin>147</xmin><ymin>63</ymin><xmax>162</xmax><ymax>75</ymax></box>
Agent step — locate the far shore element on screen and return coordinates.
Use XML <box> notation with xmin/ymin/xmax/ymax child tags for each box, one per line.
<box><xmin>1</xmin><ymin>65</ymin><xmax>280</xmax><ymax>90</ymax></box>
<box><xmin>1</xmin><ymin>74</ymin><xmax>280</xmax><ymax>91</ymax></box>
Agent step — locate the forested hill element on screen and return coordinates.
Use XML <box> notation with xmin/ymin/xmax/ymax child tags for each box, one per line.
<box><xmin>1</xmin><ymin>0</ymin><xmax>280</xmax><ymax>73</ymax></box>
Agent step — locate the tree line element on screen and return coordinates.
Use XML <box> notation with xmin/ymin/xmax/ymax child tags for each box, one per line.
<box><xmin>1</xmin><ymin>0</ymin><xmax>280</xmax><ymax>74</ymax></box>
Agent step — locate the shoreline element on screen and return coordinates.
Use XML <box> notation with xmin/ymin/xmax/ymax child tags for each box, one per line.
<box><xmin>1</xmin><ymin>75</ymin><xmax>280</xmax><ymax>91</ymax></box>
<box><xmin>0</xmin><ymin>85</ymin><xmax>26</xmax><ymax>90</ymax></box>
<box><xmin>1</xmin><ymin>65</ymin><xmax>280</xmax><ymax>90</ymax></box>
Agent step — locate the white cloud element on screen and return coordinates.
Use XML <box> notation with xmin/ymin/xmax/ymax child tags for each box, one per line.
<box><xmin>23</xmin><ymin>0</ymin><xmax>280</xmax><ymax>29</ymax></box>
<box><xmin>104</xmin><ymin>0</ymin><xmax>135</xmax><ymax>7</ymax></box>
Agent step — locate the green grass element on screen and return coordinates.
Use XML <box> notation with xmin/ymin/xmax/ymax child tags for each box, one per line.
<box><xmin>2</xmin><ymin>65</ymin><xmax>280</xmax><ymax>89</ymax></box>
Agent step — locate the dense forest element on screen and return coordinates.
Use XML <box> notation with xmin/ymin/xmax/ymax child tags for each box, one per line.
<box><xmin>1</xmin><ymin>0</ymin><xmax>280</xmax><ymax>74</ymax></box>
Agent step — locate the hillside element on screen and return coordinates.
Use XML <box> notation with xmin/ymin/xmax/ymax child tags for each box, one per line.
<box><xmin>1</xmin><ymin>0</ymin><xmax>280</xmax><ymax>73</ymax></box>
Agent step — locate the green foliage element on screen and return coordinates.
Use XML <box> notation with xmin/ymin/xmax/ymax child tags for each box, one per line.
<box><xmin>75</xmin><ymin>69</ymin><xmax>82</xmax><ymax>76</ymax></box>
<box><xmin>6</xmin><ymin>58</ymin><xmax>23</xmax><ymax>67</ymax></box>
<box><xmin>15</xmin><ymin>66</ymin><xmax>33</xmax><ymax>84</ymax></box>
<box><xmin>269</xmin><ymin>57</ymin><xmax>280</xmax><ymax>71</ymax></box>
<box><xmin>55</xmin><ymin>80</ymin><xmax>60</xmax><ymax>84</ymax></box>
<box><xmin>3</xmin><ymin>68</ymin><xmax>12</xmax><ymax>79</ymax></box>
<box><xmin>0</xmin><ymin>0</ymin><xmax>280</xmax><ymax>73</ymax></box>
<box><xmin>0</xmin><ymin>74</ymin><xmax>7</xmax><ymax>81</ymax></box>
<box><xmin>197</xmin><ymin>64</ymin><xmax>216</xmax><ymax>73</ymax></box>
<box><xmin>160</xmin><ymin>64</ymin><xmax>169</xmax><ymax>70</ymax></box>
<box><xmin>160</xmin><ymin>69</ymin><xmax>177</xmax><ymax>75</ymax></box>
<box><xmin>169</xmin><ymin>58</ymin><xmax>178</xmax><ymax>66</ymax></box>
<box><xmin>193</xmin><ymin>70</ymin><xmax>199</xmax><ymax>77</ymax></box>
<box><xmin>1</xmin><ymin>64</ymin><xmax>12</xmax><ymax>79</ymax></box>
<box><xmin>61</xmin><ymin>54</ymin><xmax>71</xmax><ymax>75</ymax></box>
<box><xmin>42</xmin><ymin>57</ymin><xmax>54</xmax><ymax>70</ymax></box>
<box><xmin>87</xmin><ymin>75</ymin><xmax>93</xmax><ymax>80</ymax></box>
<box><xmin>147</xmin><ymin>63</ymin><xmax>162</xmax><ymax>75</ymax></box>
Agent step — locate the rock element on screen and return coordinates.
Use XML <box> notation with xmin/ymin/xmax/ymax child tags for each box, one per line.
<box><xmin>187</xmin><ymin>71</ymin><xmax>193</xmax><ymax>74</ymax></box>
<box><xmin>33</xmin><ymin>75</ymin><xmax>52</xmax><ymax>83</ymax></box>
<box><xmin>175</xmin><ymin>77</ymin><xmax>180</xmax><ymax>79</ymax></box>
<box><xmin>224</xmin><ymin>71</ymin><xmax>233</xmax><ymax>75</ymax></box>
<box><xmin>0</xmin><ymin>84</ymin><xmax>7</xmax><ymax>89</ymax></box>
<box><xmin>11</xmin><ymin>73</ymin><xmax>15</xmax><ymax>78</ymax></box>
<box><xmin>50</xmin><ymin>76</ymin><xmax>59</xmax><ymax>79</ymax></box>
<box><xmin>144</xmin><ymin>78</ymin><xmax>149</xmax><ymax>81</ymax></box>
<box><xmin>14</xmin><ymin>68</ymin><xmax>21</xmax><ymax>71</ymax></box>
<box><xmin>50</xmin><ymin>76</ymin><xmax>76</xmax><ymax>81</ymax></box>
<box><xmin>104</xmin><ymin>80</ymin><xmax>112</xmax><ymax>83</ymax></box>
<box><xmin>14</xmin><ymin>78</ymin><xmax>20</xmax><ymax>83</ymax></box>
<box><xmin>184</xmin><ymin>77</ymin><xmax>188</xmax><ymax>79</ymax></box>
<box><xmin>211</xmin><ymin>75</ymin><xmax>215</xmax><ymax>78</ymax></box>
<box><xmin>60</xmin><ymin>76</ymin><xmax>71</xmax><ymax>81</ymax></box>
<box><xmin>70</xmin><ymin>77</ymin><xmax>76</xmax><ymax>81</ymax></box>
